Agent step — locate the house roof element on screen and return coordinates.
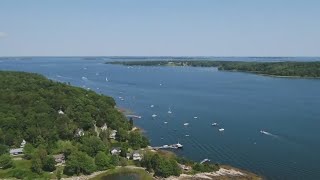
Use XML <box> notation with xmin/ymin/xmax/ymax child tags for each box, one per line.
<box><xmin>10</xmin><ymin>148</ymin><xmax>23</xmax><ymax>154</ymax></box>
<box><xmin>111</xmin><ymin>147</ymin><xmax>121</xmax><ymax>151</ymax></box>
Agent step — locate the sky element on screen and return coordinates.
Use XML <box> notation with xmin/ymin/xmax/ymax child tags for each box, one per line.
<box><xmin>0</xmin><ymin>0</ymin><xmax>319</xmax><ymax>56</ymax></box>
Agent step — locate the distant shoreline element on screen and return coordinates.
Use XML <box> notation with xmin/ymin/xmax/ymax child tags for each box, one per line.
<box><xmin>106</xmin><ymin>60</ymin><xmax>320</xmax><ymax>79</ymax></box>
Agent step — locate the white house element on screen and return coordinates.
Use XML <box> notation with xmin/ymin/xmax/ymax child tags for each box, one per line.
<box><xmin>20</xmin><ymin>139</ymin><xmax>26</xmax><ymax>148</ymax></box>
<box><xmin>58</xmin><ymin>109</ymin><xmax>64</xmax><ymax>115</ymax></box>
<box><xmin>75</xmin><ymin>128</ymin><xmax>85</xmax><ymax>137</ymax></box>
<box><xmin>110</xmin><ymin>147</ymin><xmax>121</xmax><ymax>155</ymax></box>
<box><xmin>109</xmin><ymin>130</ymin><xmax>117</xmax><ymax>139</ymax></box>
<box><xmin>101</xmin><ymin>123</ymin><xmax>108</xmax><ymax>131</ymax></box>
<box><xmin>9</xmin><ymin>148</ymin><xmax>23</xmax><ymax>156</ymax></box>
<box><xmin>132</xmin><ymin>151</ymin><xmax>143</xmax><ymax>161</ymax></box>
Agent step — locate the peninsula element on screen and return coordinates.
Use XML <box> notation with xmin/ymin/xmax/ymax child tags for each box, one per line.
<box><xmin>0</xmin><ymin>71</ymin><xmax>260</xmax><ymax>180</ymax></box>
<box><xmin>106</xmin><ymin>60</ymin><xmax>320</xmax><ymax>78</ymax></box>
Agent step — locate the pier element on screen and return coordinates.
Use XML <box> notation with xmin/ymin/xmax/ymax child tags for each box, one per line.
<box><xmin>126</xmin><ymin>114</ymin><xmax>142</xmax><ymax>119</ymax></box>
<box><xmin>200</xmin><ymin>159</ymin><xmax>211</xmax><ymax>164</ymax></box>
<box><xmin>151</xmin><ymin>143</ymin><xmax>183</xmax><ymax>150</ymax></box>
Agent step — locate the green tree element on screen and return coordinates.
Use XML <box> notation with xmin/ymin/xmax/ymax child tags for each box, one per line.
<box><xmin>0</xmin><ymin>144</ymin><xmax>8</xmax><ymax>155</ymax></box>
<box><xmin>95</xmin><ymin>151</ymin><xmax>111</xmax><ymax>170</ymax></box>
<box><xmin>0</xmin><ymin>154</ymin><xmax>13</xmax><ymax>169</ymax></box>
<box><xmin>23</xmin><ymin>143</ymin><xmax>35</xmax><ymax>160</ymax></box>
<box><xmin>31</xmin><ymin>156</ymin><xmax>43</xmax><ymax>174</ymax></box>
<box><xmin>80</xmin><ymin>136</ymin><xmax>106</xmax><ymax>157</ymax></box>
<box><xmin>64</xmin><ymin>151</ymin><xmax>96</xmax><ymax>175</ymax></box>
<box><xmin>42</xmin><ymin>155</ymin><xmax>56</xmax><ymax>172</ymax></box>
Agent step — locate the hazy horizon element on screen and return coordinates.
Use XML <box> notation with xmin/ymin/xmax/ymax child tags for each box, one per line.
<box><xmin>1</xmin><ymin>0</ymin><xmax>320</xmax><ymax>56</ymax></box>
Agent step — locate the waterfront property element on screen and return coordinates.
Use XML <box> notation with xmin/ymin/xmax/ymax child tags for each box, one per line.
<box><xmin>9</xmin><ymin>148</ymin><xmax>23</xmax><ymax>156</ymax></box>
<box><xmin>110</xmin><ymin>147</ymin><xmax>121</xmax><ymax>155</ymax></box>
<box><xmin>53</xmin><ymin>154</ymin><xmax>65</xmax><ymax>165</ymax></box>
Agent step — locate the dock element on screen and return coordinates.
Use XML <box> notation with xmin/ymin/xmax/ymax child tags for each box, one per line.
<box><xmin>151</xmin><ymin>143</ymin><xmax>183</xmax><ymax>150</ymax></box>
<box><xmin>126</xmin><ymin>115</ymin><xmax>142</xmax><ymax>119</ymax></box>
<box><xmin>200</xmin><ymin>158</ymin><xmax>211</xmax><ymax>164</ymax></box>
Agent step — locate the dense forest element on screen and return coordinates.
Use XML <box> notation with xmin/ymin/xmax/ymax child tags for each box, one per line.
<box><xmin>107</xmin><ymin>60</ymin><xmax>320</xmax><ymax>78</ymax></box>
<box><xmin>0</xmin><ymin>71</ymin><xmax>149</xmax><ymax>178</ymax></box>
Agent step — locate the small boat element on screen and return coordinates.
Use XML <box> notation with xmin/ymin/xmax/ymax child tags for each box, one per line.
<box><xmin>168</xmin><ymin>108</ymin><xmax>172</xmax><ymax>114</ymax></box>
<box><xmin>152</xmin><ymin>114</ymin><xmax>157</xmax><ymax>118</ymax></box>
<box><xmin>260</xmin><ymin>130</ymin><xmax>268</xmax><ymax>135</ymax></box>
<box><xmin>175</xmin><ymin>143</ymin><xmax>183</xmax><ymax>148</ymax></box>
<box><xmin>183</xmin><ymin>123</ymin><xmax>189</xmax><ymax>126</ymax></box>
<box><xmin>105</xmin><ymin>77</ymin><xmax>109</xmax><ymax>82</ymax></box>
<box><xmin>150</xmin><ymin>105</ymin><xmax>154</xmax><ymax>108</ymax></box>
<box><xmin>159</xmin><ymin>83</ymin><xmax>162</xmax><ymax>86</ymax></box>
<box><xmin>212</xmin><ymin>123</ymin><xmax>218</xmax><ymax>126</ymax></box>
<box><xmin>164</xmin><ymin>122</ymin><xmax>168</xmax><ymax>124</ymax></box>
<box><xmin>194</xmin><ymin>116</ymin><xmax>198</xmax><ymax>119</ymax></box>
<box><xmin>81</xmin><ymin>76</ymin><xmax>88</xmax><ymax>81</ymax></box>
<box><xmin>185</xmin><ymin>134</ymin><xmax>190</xmax><ymax>137</ymax></box>
<box><xmin>219</xmin><ymin>128</ymin><xmax>225</xmax><ymax>132</ymax></box>
<box><xmin>96</xmin><ymin>72</ymin><xmax>99</xmax><ymax>76</ymax></box>
<box><xmin>163</xmin><ymin>145</ymin><xmax>169</xmax><ymax>148</ymax></box>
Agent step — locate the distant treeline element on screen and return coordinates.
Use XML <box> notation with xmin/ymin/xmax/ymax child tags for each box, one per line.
<box><xmin>106</xmin><ymin>60</ymin><xmax>320</xmax><ymax>78</ymax></box>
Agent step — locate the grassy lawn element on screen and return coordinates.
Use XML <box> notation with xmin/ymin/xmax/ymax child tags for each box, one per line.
<box><xmin>0</xmin><ymin>159</ymin><xmax>53</xmax><ymax>180</ymax></box>
<box><xmin>90</xmin><ymin>167</ymin><xmax>153</xmax><ymax>180</ymax></box>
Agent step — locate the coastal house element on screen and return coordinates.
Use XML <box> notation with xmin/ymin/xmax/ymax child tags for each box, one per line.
<box><xmin>132</xmin><ymin>150</ymin><xmax>143</xmax><ymax>161</ymax></box>
<box><xmin>109</xmin><ymin>130</ymin><xmax>117</xmax><ymax>139</ymax></box>
<box><xmin>53</xmin><ymin>154</ymin><xmax>65</xmax><ymax>165</ymax></box>
<box><xmin>110</xmin><ymin>147</ymin><xmax>121</xmax><ymax>155</ymax></box>
<box><xmin>101</xmin><ymin>123</ymin><xmax>108</xmax><ymax>131</ymax></box>
<box><xmin>20</xmin><ymin>139</ymin><xmax>26</xmax><ymax>148</ymax></box>
<box><xmin>58</xmin><ymin>109</ymin><xmax>65</xmax><ymax>115</ymax></box>
<box><xmin>9</xmin><ymin>148</ymin><xmax>23</xmax><ymax>156</ymax></box>
<box><xmin>75</xmin><ymin>128</ymin><xmax>85</xmax><ymax>137</ymax></box>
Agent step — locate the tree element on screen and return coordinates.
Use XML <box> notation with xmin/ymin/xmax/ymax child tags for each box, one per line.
<box><xmin>64</xmin><ymin>151</ymin><xmax>96</xmax><ymax>175</ymax></box>
<box><xmin>31</xmin><ymin>156</ymin><xmax>42</xmax><ymax>174</ymax></box>
<box><xmin>23</xmin><ymin>143</ymin><xmax>35</xmax><ymax>160</ymax></box>
<box><xmin>95</xmin><ymin>151</ymin><xmax>111</xmax><ymax>170</ymax></box>
<box><xmin>129</xmin><ymin>118</ymin><xmax>134</xmax><ymax>130</ymax></box>
<box><xmin>0</xmin><ymin>144</ymin><xmax>8</xmax><ymax>156</ymax></box>
<box><xmin>56</xmin><ymin>168</ymin><xmax>62</xmax><ymax>180</ymax></box>
<box><xmin>120</xmin><ymin>143</ymin><xmax>129</xmax><ymax>157</ymax></box>
<box><xmin>0</xmin><ymin>154</ymin><xmax>13</xmax><ymax>169</ymax></box>
<box><xmin>80</xmin><ymin>136</ymin><xmax>106</xmax><ymax>157</ymax></box>
<box><xmin>42</xmin><ymin>155</ymin><xmax>56</xmax><ymax>172</ymax></box>
<box><xmin>116</xmin><ymin>128</ymin><xmax>128</xmax><ymax>142</ymax></box>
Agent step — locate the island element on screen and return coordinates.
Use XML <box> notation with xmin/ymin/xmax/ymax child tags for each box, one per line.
<box><xmin>0</xmin><ymin>71</ymin><xmax>260</xmax><ymax>180</ymax></box>
<box><xmin>106</xmin><ymin>60</ymin><xmax>320</xmax><ymax>78</ymax></box>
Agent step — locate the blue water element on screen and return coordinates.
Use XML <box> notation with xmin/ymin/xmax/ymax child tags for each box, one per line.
<box><xmin>1</xmin><ymin>57</ymin><xmax>320</xmax><ymax>180</ymax></box>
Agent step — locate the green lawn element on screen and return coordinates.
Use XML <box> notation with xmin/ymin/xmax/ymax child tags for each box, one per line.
<box><xmin>0</xmin><ymin>159</ymin><xmax>53</xmax><ymax>180</ymax></box>
<box><xmin>90</xmin><ymin>167</ymin><xmax>153</xmax><ymax>180</ymax></box>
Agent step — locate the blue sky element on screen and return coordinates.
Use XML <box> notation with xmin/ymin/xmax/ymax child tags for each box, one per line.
<box><xmin>0</xmin><ymin>0</ymin><xmax>319</xmax><ymax>56</ymax></box>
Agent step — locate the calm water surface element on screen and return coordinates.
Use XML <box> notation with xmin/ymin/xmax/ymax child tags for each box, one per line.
<box><xmin>1</xmin><ymin>57</ymin><xmax>320</xmax><ymax>180</ymax></box>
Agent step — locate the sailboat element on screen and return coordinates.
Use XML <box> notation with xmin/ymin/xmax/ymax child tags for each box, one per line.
<box><xmin>105</xmin><ymin>77</ymin><xmax>109</xmax><ymax>82</ymax></box>
<box><xmin>168</xmin><ymin>107</ymin><xmax>172</xmax><ymax>114</ymax></box>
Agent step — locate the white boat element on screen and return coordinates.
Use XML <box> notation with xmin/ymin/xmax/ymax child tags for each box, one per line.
<box><xmin>175</xmin><ymin>143</ymin><xmax>183</xmax><ymax>148</ymax></box>
<box><xmin>260</xmin><ymin>130</ymin><xmax>268</xmax><ymax>135</ymax></box>
<box><xmin>168</xmin><ymin>108</ymin><xmax>172</xmax><ymax>114</ymax></box>
<box><xmin>183</xmin><ymin>123</ymin><xmax>189</xmax><ymax>126</ymax></box>
<box><xmin>150</xmin><ymin>105</ymin><xmax>154</xmax><ymax>108</ymax></box>
<box><xmin>105</xmin><ymin>77</ymin><xmax>108</xmax><ymax>82</ymax></box>
<box><xmin>212</xmin><ymin>123</ymin><xmax>218</xmax><ymax>126</ymax></box>
<box><xmin>81</xmin><ymin>76</ymin><xmax>88</xmax><ymax>81</ymax></box>
<box><xmin>164</xmin><ymin>122</ymin><xmax>168</xmax><ymax>124</ymax></box>
<box><xmin>152</xmin><ymin>114</ymin><xmax>157</xmax><ymax>118</ymax></box>
<box><xmin>219</xmin><ymin>128</ymin><xmax>225</xmax><ymax>132</ymax></box>
<box><xmin>185</xmin><ymin>134</ymin><xmax>190</xmax><ymax>137</ymax></box>
<box><xmin>194</xmin><ymin>116</ymin><xmax>198</xmax><ymax>119</ymax></box>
